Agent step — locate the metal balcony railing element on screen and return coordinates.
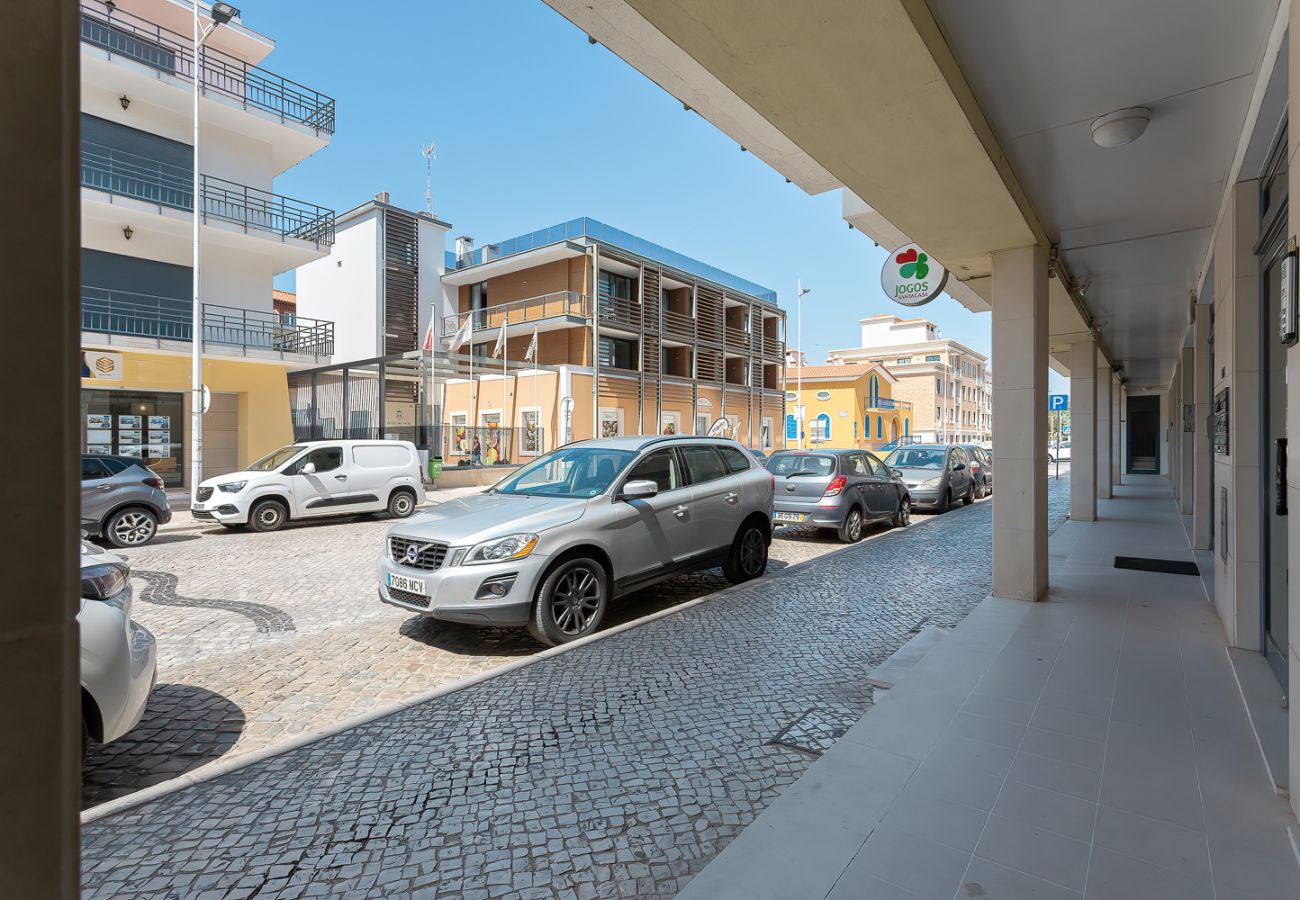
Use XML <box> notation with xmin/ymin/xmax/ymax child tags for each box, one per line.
<box><xmin>662</xmin><ymin>308</ymin><xmax>693</xmax><ymax>336</ymax></box>
<box><xmin>81</xmin><ymin>142</ymin><xmax>335</xmax><ymax>245</ymax></box>
<box><xmin>442</xmin><ymin>291</ymin><xmax>590</xmax><ymax>338</ymax></box>
<box><xmin>597</xmin><ymin>294</ymin><xmax>639</xmax><ymax>328</ymax></box>
<box><xmin>762</xmin><ymin>334</ymin><xmax>784</xmax><ymax>358</ymax></box>
<box><xmin>79</xmin><ymin>1</ymin><xmax>336</xmax><ymax>133</ymax></box>
<box><xmin>82</xmin><ymin>286</ymin><xmax>335</xmax><ymax>358</ymax></box>
<box><xmin>863</xmin><ymin>397</ymin><xmax>913</xmax><ymax>412</ymax></box>
<box><xmin>724</xmin><ymin>326</ymin><xmax>750</xmax><ymax>349</ymax></box>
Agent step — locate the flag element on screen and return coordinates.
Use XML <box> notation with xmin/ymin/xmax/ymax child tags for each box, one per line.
<box><xmin>491</xmin><ymin>319</ymin><xmax>507</xmax><ymax>359</ymax></box>
<box><xmin>523</xmin><ymin>327</ymin><xmax>538</xmax><ymax>363</ymax></box>
<box><xmin>445</xmin><ymin>314</ymin><xmax>474</xmax><ymax>352</ymax></box>
<box><xmin>421</xmin><ymin>322</ymin><xmax>434</xmax><ymax>352</ymax></box>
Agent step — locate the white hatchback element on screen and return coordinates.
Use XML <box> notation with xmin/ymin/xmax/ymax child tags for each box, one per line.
<box><xmin>192</xmin><ymin>440</ymin><xmax>427</xmax><ymax>531</ymax></box>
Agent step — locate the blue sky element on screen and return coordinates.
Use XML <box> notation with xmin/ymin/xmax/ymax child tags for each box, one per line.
<box><xmin>257</xmin><ymin>0</ymin><xmax>1033</xmax><ymax>384</ymax></box>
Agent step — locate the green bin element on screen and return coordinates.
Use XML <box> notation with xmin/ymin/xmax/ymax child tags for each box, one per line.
<box><xmin>428</xmin><ymin>456</ymin><xmax>443</xmax><ymax>480</ymax></box>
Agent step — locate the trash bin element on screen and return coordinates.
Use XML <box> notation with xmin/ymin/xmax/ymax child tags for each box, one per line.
<box><xmin>428</xmin><ymin>456</ymin><xmax>443</xmax><ymax>481</ymax></box>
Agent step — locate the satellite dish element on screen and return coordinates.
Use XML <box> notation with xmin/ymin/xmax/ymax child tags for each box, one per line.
<box><xmin>707</xmin><ymin>417</ymin><xmax>732</xmax><ymax>438</ymax></box>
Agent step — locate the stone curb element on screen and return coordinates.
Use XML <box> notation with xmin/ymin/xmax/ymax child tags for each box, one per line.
<box><xmin>80</xmin><ymin>501</ymin><xmax>968</xmax><ymax>824</ymax></box>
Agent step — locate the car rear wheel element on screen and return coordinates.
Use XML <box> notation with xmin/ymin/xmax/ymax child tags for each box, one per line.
<box><xmin>104</xmin><ymin>508</ymin><xmax>158</xmax><ymax>547</ymax></box>
<box><xmin>963</xmin><ymin>484</ymin><xmax>975</xmax><ymax>506</ymax></box>
<box><xmin>529</xmin><ymin>557</ymin><xmax>609</xmax><ymax>646</ymax></box>
<box><xmin>893</xmin><ymin>497</ymin><xmax>911</xmax><ymax>528</ymax></box>
<box><xmin>249</xmin><ymin>499</ymin><xmax>288</xmax><ymax>533</ymax></box>
<box><xmin>838</xmin><ymin>506</ymin><xmax>864</xmax><ymax>543</ymax></box>
<box><xmin>723</xmin><ymin>521</ymin><xmax>769</xmax><ymax>584</ymax></box>
<box><xmin>387</xmin><ymin>489</ymin><xmax>416</xmax><ymax>518</ymax></box>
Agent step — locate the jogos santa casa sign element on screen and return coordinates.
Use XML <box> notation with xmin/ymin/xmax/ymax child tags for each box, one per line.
<box><xmin>880</xmin><ymin>243</ymin><xmax>949</xmax><ymax>307</ymax></box>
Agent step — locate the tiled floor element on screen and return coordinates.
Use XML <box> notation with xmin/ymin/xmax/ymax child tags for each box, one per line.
<box><xmin>680</xmin><ymin>476</ymin><xmax>1300</xmax><ymax>900</ymax></box>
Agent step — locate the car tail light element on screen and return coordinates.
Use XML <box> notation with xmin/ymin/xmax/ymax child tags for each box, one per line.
<box><xmin>143</xmin><ymin>476</ymin><xmax>165</xmax><ymax>489</ymax></box>
<box><xmin>823</xmin><ymin>475</ymin><xmax>848</xmax><ymax>497</ymax></box>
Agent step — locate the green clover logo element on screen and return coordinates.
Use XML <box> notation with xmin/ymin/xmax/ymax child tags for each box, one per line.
<box><xmin>896</xmin><ymin>247</ymin><xmax>929</xmax><ymax>280</ymax></box>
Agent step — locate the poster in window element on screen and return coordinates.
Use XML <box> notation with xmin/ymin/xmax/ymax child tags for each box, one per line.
<box><xmin>148</xmin><ymin>415</ymin><xmax>170</xmax><ymax>430</ymax></box>
<box><xmin>119</xmin><ymin>445</ymin><xmax>144</xmax><ymax>458</ymax></box>
<box><xmin>87</xmin><ymin>429</ymin><xmax>112</xmax><ymax>445</ymax></box>
<box><xmin>87</xmin><ymin>414</ymin><xmax>112</xmax><ymax>430</ymax></box>
<box><xmin>146</xmin><ymin>444</ymin><xmax>173</xmax><ymax>459</ymax></box>
<box><xmin>118</xmin><ymin>430</ymin><xmax>143</xmax><ymax>446</ymax></box>
<box><xmin>85</xmin><ymin>445</ymin><xmax>112</xmax><ymax>456</ymax></box>
<box><xmin>118</xmin><ymin>415</ymin><xmax>142</xmax><ymax>429</ymax></box>
<box><xmin>1212</xmin><ymin>388</ymin><xmax>1229</xmax><ymax>455</ymax></box>
<box><xmin>149</xmin><ymin>431</ymin><xmax>171</xmax><ymax>446</ymax></box>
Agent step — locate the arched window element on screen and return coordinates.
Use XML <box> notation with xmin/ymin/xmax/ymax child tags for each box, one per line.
<box><xmin>890</xmin><ymin>417</ymin><xmax>899</xmax><ymax>442</ymax></box>
<box><xmin>868</xmin><ymin>374</ymin><xmax>879</xmax><ymax>406</ymax></box>
<box><xmin>785</xmin><ymin>413</ymin><xmax>796</xmax><ymax>441</ymax></box>
<box><xmin>876</xmin><ymin>415</ymin><xmax>884</xmax><ymax>439</ymax></box>
<box><xmin>812</xmin><ymin>413</ymin><xmax>832</xmax><ymax>443</ymax></box>
<box><xmin>904</xmin><ymin>417</ymin><xmax>910</xmax><ymax>436</ymax></box>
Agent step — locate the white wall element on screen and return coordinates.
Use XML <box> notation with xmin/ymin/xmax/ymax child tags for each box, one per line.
<box><xmin>416</xmin><ymin>217</ymin><xmax>451</xmax><ymax>348</ymax></box>
<box><xmin>295</xmin><ymin>209</ymin><xmax>382</xmax><ymax>361</ymax></box>
<box><xmin>859</xmin><ymin>316</ymin><xmax>938</xmax><ymax>347</ymax></box>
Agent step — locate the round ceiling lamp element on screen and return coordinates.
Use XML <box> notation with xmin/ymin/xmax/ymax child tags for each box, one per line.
<box><xmin>1091</xmin><ymin>107</ymin><xmax>1151</xmax><ymax>148</ymax></box>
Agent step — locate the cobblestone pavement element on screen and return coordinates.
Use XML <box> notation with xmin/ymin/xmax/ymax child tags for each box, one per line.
<box><xmin>81</xmin><ymin>493</ymin><xmax>900</xmax><ymax>808</ymax></box>
<box><xmin>81</xmin><ymin>477</ymin><xmax>1068</xmax><ymax>898</ymax></box>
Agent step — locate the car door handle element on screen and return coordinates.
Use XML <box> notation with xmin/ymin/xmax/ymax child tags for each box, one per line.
<box><xmin>673</xmin><ymin>505</ymin><xmax>689</xmax><ymax>518</ymax></box>
<box><xmin>333</xmin><ymin>473</ymin><xmax>347</xmax><ymax>480</ymax></box>
<box><xmin>724</xmin><ymin>492</ymin><xmax>739</xmax><ymax>504</ymax></box>
<box><xmin>96</xmin><ymin>484</ymin><xmax>114</xmax><ymax>491</ymax></box>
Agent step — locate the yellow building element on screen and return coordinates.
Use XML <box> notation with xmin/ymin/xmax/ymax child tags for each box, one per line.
<box><xmin>783</xmin><ymin>363</ymin><xmax>911</xmax><ymax>450</ymax></box>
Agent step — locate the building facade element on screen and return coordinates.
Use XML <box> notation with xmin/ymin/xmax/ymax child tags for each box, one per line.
<box><xmin>77</xmin><ymin>0</ymin><xmax>337</xmax><ymax>486</ymax></box>
<box><xmin>783</xmin><ymin>363</ymin><xmax>911</xmax><ymax>450</ymax></box>
<box><xmin>828</xmin><ymin>314</ymin><xmax>991</xmax><ymax>444</ymax></box>
<box><xmin>438</xmin><ymin>218</ymin><xmax>786</xmax><ymax>462</ymax></box>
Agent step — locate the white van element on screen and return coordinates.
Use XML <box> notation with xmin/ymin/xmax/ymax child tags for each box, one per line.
<box><xmin>192</xmin><ymin>440</ymin><xmax>427</xmax><ymax>531</ymax></box>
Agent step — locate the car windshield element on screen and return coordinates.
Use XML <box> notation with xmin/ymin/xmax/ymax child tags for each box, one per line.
<box><xmin>247</xmin><ymin>444</ymin><xmax>307</xmax><ymax>472</ymax></box>
<box><xmin>766</xmin><ymin>453</ymin><xmax>835</xmax><ymax>477</ymax></box>
<box><xmin>886</xmin><ymin>448</ymin><xmax>947</xmax><ymax>469</ymax></box>
<box><xmin>490</xmin><ymin>445</ymin><xmax>638</xmax><ymax>498</ymax></box>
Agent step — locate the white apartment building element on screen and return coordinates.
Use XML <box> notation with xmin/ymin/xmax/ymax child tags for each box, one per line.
<box><xmin>78</xmin><ymin>0</ymin><xmax>337</xmax><ymax>485</ymax></box>
<box><xmin>827</xmin><ymin>313</ymin><xmax>992</xmax><ymax>444</ymax></box>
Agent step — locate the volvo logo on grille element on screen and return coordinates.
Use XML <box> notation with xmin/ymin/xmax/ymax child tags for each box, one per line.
<box><xmin>403</xmin><ymin>543</ymin><xmax>422</xmax><ymax>565</ymax></box>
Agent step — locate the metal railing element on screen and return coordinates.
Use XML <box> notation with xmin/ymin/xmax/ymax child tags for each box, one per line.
<box><xmin>724</xmin><ymin>326</ymin><xmax>750</xmax><ymax>349</ymax></box>
<box><xmin>81</xmin><ymin>141</ymin><xmax>335</xmax><ymax>245</ymax></box>
<box><xmin>79</xmin><ymin>1</ymin><xmax>336</xmax><ymax>133</ymax></box>
<box><xmin>662</xmin><ymin>308</ymin><xmax>693</xmax><ymax>336</ymax></box>
<box><xmin>597</xmin><ymin>294</ymin><xmax>639</xmax><ymax>328</ymax></box>
<box><xmin>863</xmin><ymin>397</ymin><xmax>913</xmax><ymax>412</ymax></box>
<box><xmin>442</xmin><ymin>291</ymin><xmax>589</xmax><ymax>337</ymax></box>
<box><xmin>82</xmin><ymin>286</ymin><xmax>334</xmax><ymax>357</ymax></box>
<box><xmin>443</xmin><ymin>426</ymin><xmax>546</xmax><ymax>466</ymax></box>
<box><xmin>762</xmin><ymin>334</ymin><xmax>784</xmax><ymax>358</ymax></box>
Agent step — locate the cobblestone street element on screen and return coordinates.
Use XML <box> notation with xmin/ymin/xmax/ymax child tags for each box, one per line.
<box><xmin>81</xmin><ymin>476</ymin><xmax>1068</xmax><ymax>898</ymax></box>
<box><xmin>81</xmin><ymin>492</ymin><xmax>905</xmax><ymax>809</ymax></box>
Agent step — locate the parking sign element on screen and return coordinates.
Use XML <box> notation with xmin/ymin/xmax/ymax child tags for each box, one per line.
<box><xmin>1049</xmin><ymin>394</ymin><xmax>1069</xmax><ymax>411</ymax></box>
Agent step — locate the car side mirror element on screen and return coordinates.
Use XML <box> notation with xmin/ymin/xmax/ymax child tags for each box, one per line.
<box><xmin>301</xmin><ymin>462</ymin><xmax>317</xmax><ymax>475</ymax></box>
<box><xmin>620</xmin><ymin>479</ymin><xmax>659</xmax><ymax>501</ymax></box>
<box><xmin>952</xmin><ymin>462</ymin><xmax>965</xmax><ymax>471</ymax></box>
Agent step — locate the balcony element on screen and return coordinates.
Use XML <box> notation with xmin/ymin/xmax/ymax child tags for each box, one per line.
<box><xmin>443</xmin><ymin>291</ymin><xmax>590</xmax><ymax>338</ymax></box>
<box><xmin>81</xmin><ymin>142</ymin><xmax>335</xmax><ymax>246</ymax></box>
<box><xmin>662</xmin><ymin>308</ymin><xmax>693</xmax><ymax>337</ymax></box>
<box><xmin>79</xmin><ymin>1</ymin><xmax>335</xmax><ymax>134</ymax></box>
<box><xmin>597</xmin><ymin>295</ymin><xmax>639</xmax><ymax>330</ymax></box>
<box><xmin>864</xmin><ymin>397</ymin><xmax>913</xmax><ymax>413</ymax></box>
<box><xmin>762</xmin><ymin>334</ymin><xmax>784</xmax><ymax>358</ymax></box>
<box><xmin>724</xmin><ymin>326</ymin><xmax>750</xmax><ymax>351</ymax></box>
<box><xmin>82</xmin><ymin>286</ymin><xmax>334</xmax><ymax>359</ymax></box>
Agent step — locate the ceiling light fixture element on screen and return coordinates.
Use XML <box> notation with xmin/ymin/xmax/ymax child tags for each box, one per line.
<box><xmin>1091</xmin><ymin>107</ymin><xmax>1150</xmax><ymax>148</ymax></box>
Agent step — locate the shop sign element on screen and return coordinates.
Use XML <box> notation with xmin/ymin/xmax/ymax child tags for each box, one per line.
<box><xmin>880</xmin><ymin>243</ymin><xmax>948</xmax><ymax>308</ymax></box>
<box><xmin>81</xmin><ymin>350</ymin><xmax>122</xmax><ymax>381</ymax></box>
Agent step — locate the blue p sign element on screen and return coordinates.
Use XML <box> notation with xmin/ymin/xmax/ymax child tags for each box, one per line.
<box><xmin>1048</xmin><ymin>394</ymin><xmax>1069</xmax><ymax>411</ymax></box>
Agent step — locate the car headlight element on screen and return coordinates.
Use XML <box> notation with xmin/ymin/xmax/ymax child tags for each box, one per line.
<box><xmin>217</xmin><ymin>480</ymin><xmax>247</xmax><ymax>493</ymax></box>
<box><xmin>82</xmin><ymin>562</ymin><xmax>129</xmax><ymax>603</ymax></box>
<box><xmin>920</xmin><ymin>477</ymin><xmax>942</xmax><ymax>489</ymax></box>
<box><xmin>462</xmin><ymin>533</ymin><xmax>539</xmax><ymax>565</ymax></box>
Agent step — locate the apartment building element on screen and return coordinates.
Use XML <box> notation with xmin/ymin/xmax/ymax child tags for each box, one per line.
<box><xmin>438</xmin><ymin>218</ymin><xmax>786</xmax><ymax>461</ymax></box>
<box><xmin>784</xmin><ymin>363</ymin><xmax>910</xmax><ymax>450</ymax></box>
<box><xmin>78</xmin><ymin>0</ymin><xmax>337</xmax><ymax>486</ymax></box>
<box><xmin>828</xmin><ymin>314</ymin><xmax>991</xmax><ymax>444</ymax></box>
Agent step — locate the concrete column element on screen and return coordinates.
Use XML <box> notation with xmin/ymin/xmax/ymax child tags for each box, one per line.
<box><xmin>1118</xmin><ymin>384</ymin><xmax>1128</xmax><ymax>476</ymax></box>
<box><xmin>1096</xmin><ymin>363</ymin><xmax>1113</xmax><ymax>500</ymax></box>
<box><xmin>1169</xmin><ymin>362</ymin><xmax>1182</xmax><ymax>502</ymax></box>
<box><xmin>1070</xmin><ymin>338</ymin><xmax>1097</xmax><ymax>522</ymax></box>
<box><xmin>1111</xmin><ymin>372</ymin><xmax>1122</xmax><ymax>486</ymax></box>
<box><xmin>1179</xmin><ymin>346</ymin><xmax>1194</xmax><ymax>514</ymax></box>
<box><xmin>1286</xmin><ymin>0</ymin><xmax>1300</xmax><ymax>812</ymax></box>
<box><xmin>1192</xmin><ymin>303</ymin><xmax>1212</xmax><ymax>548</ymax></box>
<box><xmin>0</xmin><ymin>2</ymin><xmax>80</xmax><ymax>895</ymax></box>
<box><xmin>991</xmin><ymin>245</ymin><xmax>1049</xmax><ymax>601</ymax></box>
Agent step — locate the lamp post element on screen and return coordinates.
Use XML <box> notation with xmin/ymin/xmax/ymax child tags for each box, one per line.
<box><xmin>190</xmin><ymin>1</ymin><xmax>239</xmax><ymax>503</ymax></box>
<box><xmin>795</xmin><ymin>280</ymin><xmax>811</xmax><ymax>449</ymax></box>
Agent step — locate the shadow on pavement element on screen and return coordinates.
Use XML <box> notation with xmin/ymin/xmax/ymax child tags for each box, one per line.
<box><xmin>81</xmin><ymin>683</ymin><xmax>244</xmax><ymax>810</ymax></box>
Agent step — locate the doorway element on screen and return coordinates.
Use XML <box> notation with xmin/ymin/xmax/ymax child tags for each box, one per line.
<box><xmin>1127</xmin><ymin>396</ymin><xmax>1160</xmax><ymax>473</ymax></box>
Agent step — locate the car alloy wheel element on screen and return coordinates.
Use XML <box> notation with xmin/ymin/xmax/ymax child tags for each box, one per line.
<box><xmin>549</xmin><ymin>565</ymin><xmax>602</xmax><ymax>636</ymax></box>
<box><xmin>896</xmin><ymin>498</ymin><xmax>911</xmax><ymax>527</ymax></box>
<box><xmin>110</xmin><ymin>510</ymin><xmax>156</xmax><ymax>546</ymax></box>
<box><xmin>739</xmin><ymin>527</ymin><xmax>767</xmax><ymax>576</ymax></box>
<box><xmin>842</xmin><ymin>508</ymin><xmax>863</xmax><ymax>543</ymax></box>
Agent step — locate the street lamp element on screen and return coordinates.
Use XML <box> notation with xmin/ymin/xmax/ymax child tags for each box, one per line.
<box><xmin>190</xmin><ymin>1</ymin><xmax>239</xmax><ymax>503</ymax></box>
<box><xmin>796</xmin><ymin>280</ymin><xmax>811</xmax><ymax>450</ymax></box>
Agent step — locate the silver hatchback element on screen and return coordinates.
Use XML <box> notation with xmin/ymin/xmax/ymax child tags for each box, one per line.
<box><xmin>767</xmin><ymin>449</ymin><xmax>911</xmax><ymax>542</ymax></box>
<box><xmin>378</xmin><ymin>436</ymin><xmax>775</xmax><ymax>646</ymax></box>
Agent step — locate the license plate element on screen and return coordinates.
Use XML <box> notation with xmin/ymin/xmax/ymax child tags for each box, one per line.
<box><xmin>387</xmin><ymin>573</ymin><xmax>426</xmax><ymax>594</ymax></box>
<box><xmin>773</xmin><ymin>511</ymin><xmax>805</xmax><ymax>523</ymax></box>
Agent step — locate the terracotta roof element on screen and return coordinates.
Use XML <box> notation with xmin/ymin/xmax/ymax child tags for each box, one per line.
<box><xmin>785</xmin><ymin>363</ymin><xmax>890</xmax><ymax>379</ymax></box>
<box><xmin>272</xmin><ymin>289</ymin><xmax>296</xmax><ymax>307</ymax></box>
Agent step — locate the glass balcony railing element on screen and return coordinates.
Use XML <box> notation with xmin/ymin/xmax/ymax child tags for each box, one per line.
<box><xmin>81</xmin><ymin>141</ymin><xmax>335</xmax><ymax>245</ymax></box>
<box><xmin>864</xmin><ymin>397</ymin><xmax>913</xmax><ymax>412</ymax></box>
<box><xmin>443</xmin><ymin>291</ymin><xmax>590</xmax><ymax>337</ymax></box>
<box><xmin>82</xmin><ymin>286</ymin><xmax>335</xmax><ymax>358</ymax></box>
<box><xmin>79</xmin><ymin>1</ymin><xmax>336</xmax><ymax>133</ymax></box>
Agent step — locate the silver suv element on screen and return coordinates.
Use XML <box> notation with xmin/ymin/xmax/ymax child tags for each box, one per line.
<box><xmin>81</xmin><ymin>455</ymin><xmax>172</xmax><ymax>547</ymax></box>
<box><xmin>378</xmin><ymin>436</ymin><xmax>775</xmax><ymax>645</ymax></box>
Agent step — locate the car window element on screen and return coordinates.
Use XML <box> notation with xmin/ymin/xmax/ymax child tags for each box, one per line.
<box><xmin>767</xmin><ymin>453</ymin><xmax>835</xmax><ymax>477</ymax></box>
<box><xmin>680</xmin><ymin>445</ymin><xmax>728</xmax><ymax>485</ymax></box>
<box><xmin>250</xmin><ymin>444</ymin><xmax>308</xmax><ymax>472</ymax></box>
<box><xmin>865</xmin><ymin>454</ymin><xmax>890</xmax><ymax>478</ymax></box>
<box><xmin>884</xmin><ymin>448</ymin><xmax>945</xmax><ymax>469</ymax></box>
<box><xmin>844</xmin><ymin>454</ymin><xmax>870</xmax><ymax>476</ymax></box>
<box><xmin>288</xmin><ymin>446</ymin><xmax>343</xmax><ymax>474</ymax></box>
<box><xmin>626</xmin><ymin>449</ymin><xmax>684</xmax><ymax>493</ymax></box>
<box><xmin>493</xmin><ymin>446</ymin><xmax>637</xmax><ymax>498</ymax></box>
<box><xmin>81</xmin><ymin>457</ymin><xmax>111</xmax><ymax>480</ymax></box>
<box><xmin>718</xmin><ymin>446</ymin><xmax>751</xmax><ymax>474</ymax></box>
<box><xmin>98</xmin><ymin>457</ymin><xmax>129</xmax><ymax>474</ymax></box>
<box><xmin>951</xmin><ymin>449</ymin><xmax>967</xmax><ymax>467</ymax></box>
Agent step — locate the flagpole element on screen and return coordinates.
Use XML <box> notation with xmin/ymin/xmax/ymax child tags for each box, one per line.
<box><xmin>533</xmin><ymin>330</ymin><xmax>540</xmax><ymax>452</ymax></box>
<box><xmin>503</xmin><ymin>317</ymin><xmax>509</xmax><ymax>459</ymax></box>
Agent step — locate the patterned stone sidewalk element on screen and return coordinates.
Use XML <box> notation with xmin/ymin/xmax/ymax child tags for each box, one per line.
<box><xmin>81</xmin><ymin>480</ymin><xmax>1067</xmax><ymax>898</ymax></box>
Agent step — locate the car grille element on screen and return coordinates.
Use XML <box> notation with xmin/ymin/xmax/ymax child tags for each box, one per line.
<box><xmin>387</xmin><ymin>586</ymin><xmax>431</xmax><ymax>609</ymax></box>
<box><xmin>191</xmin><ymin>508</ymin><xmax>215</xmax><ymax>520</ymax></box>
<box><xmin>389</xmin><ymin>536</ymin><xmax>449</xmax><ymax>571</ymax></box>
<box><xmin>196</xmin><ymin>487</ymin><xmax>214</xmax><ymax>502</ymax></box>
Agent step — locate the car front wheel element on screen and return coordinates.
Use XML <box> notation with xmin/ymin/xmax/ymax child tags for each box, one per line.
<box><xmin>529</xmin><ymin>557</ymin><xmax>609</xmax><ymax>647</ymax></box>
<box><xmin>893</xmin><ymin>497</ymin><xmax>911</xmax><ymax>528</ymax></box>
<box><xmin>249</xmin><ymin>499</ymin><xmax>288</xmax><ymax>533</ymax></box>
<box><xmin>104</xmin><ymin>507</ymin><xmax>158</xmax><ymax>547</ymax></box>
<box><xmin>723</xmin><ymin>521</ymin><xmax>769</xmax><ymax>584</ymax></box>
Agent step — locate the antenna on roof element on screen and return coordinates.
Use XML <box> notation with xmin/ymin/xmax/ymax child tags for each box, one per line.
<box><xmin>421</xmin><ymin>143</ymin><xmax>437</xmax><ymax>216</ymax></box>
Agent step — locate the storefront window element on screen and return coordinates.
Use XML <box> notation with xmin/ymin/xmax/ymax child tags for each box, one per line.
<box><xmin>81</xmin><ymin>389</ymin><xmax>185</xmax><ymax>487</ymax></box>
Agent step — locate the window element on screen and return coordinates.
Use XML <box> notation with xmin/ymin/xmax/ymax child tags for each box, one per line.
<box><xmin>935</xmin><ymin>378</ymin><xmax>942</xmax><ymax>395</ymax></box>
<box><xmin>680</xmin><ymin>446</ymin><xmax>728</xmax><ymax>484</ymax></box>
<box><xmin>82</xmin><ymin>457</ymin><xmax>112</xmax><ymax>480</ymax></box>
<box><xmin>844</xmin><ymin>454</ymin><xmax>870</xmax><ymax>476</ymax></box>
<box><xmin>626</xmin><ymin>449</ymin><xmax>684</xmax><ymax>493</ymax></box>
<box><xmin>925</xmin><ymin>354</ymin><xmax>941</xmax><ymax>362</ymax></box>
<box><xmin>288</xmin><ymin>446</ymin><xmax>343</xmax><ymax>475</ymax></box>
<box><xmin>769</xmin><ymin>453</ymin><xmax>834</xmax><ymax>477</ymax></box>
<box><xmin>865</xmin><ymin>454</ymin><xmax>890</xmax><ymax>478</ymax></box>
<box><xmin>696</xmin><ymin>413</ymin><xmax>710</xmax><ymax>436</ymax></box>
<box><xmin>950</xmin><ymin>448</ymin><xmax>968</xmax><ymax>468</ymax></box>
<box><xmin>521</xmin><ymin>409</ymin><xmax>541</xmax><ymax>455</ymax></box>
<box><xmin>785</xmin><ymin>391</ymin><xmax>798</xmax><ymax>402</ymax></box>
<box><xmin>450</xmin><ymin>413</ymin><xmax>469</xmax><ymax>454</ymax></box>
<box><xmin>599</xmin><ymin>407</ymin><xmax>623</xmax><ymax>439</ymax></box>
<box><xmin>598</xmin><ymin>336</ymin><xmax>636</xmax><ymax>370</ymax></box>
<box><xmin>810</xmin><ymin>413</ymin><xmax>831</xmax><ymax>442</ymax></box>
<box><xmin>598</xmin><ymin>270</ymin><xmax>633</xmax><ymax>318</ymax></box>
<box><xmin>470</xmin><ymin>281</ymin><xmax>489</xmax><ymax>327</ymax></box>
<box><xmin>761</xmin><ymin>417</ymin><xmax>773</xmax><ymax>450</ymax></box>
<box><xmin>815</xmin><ymin>390</ymin><xmax>832</xmax><ymax>401</ymax></box>
<box><xmin>876</xmin><ymin>416</ymin><xmax>883</xmax><ymax>439</ymax></box>
<box><xmin>719</xmin><ymin>446</ymin><xmax>752</xmax><ymax>473</ymax></box>
<box><xmin>895</xmin><ymin>357</ymin><xmax>911</xmax><ymax>365</ymax></box>
<box><xmin>661</xmin><ymin>411</ymin><xmax>681</xmax><ymax>436</ymax></box>
<box><xmin>496</xmin><ymin>446</ymin><xmax>637</xmax><ymax>499</ymax></box>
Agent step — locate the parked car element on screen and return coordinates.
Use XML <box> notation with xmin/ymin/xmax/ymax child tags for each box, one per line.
<box><xmin>80</xmin><ymin>541</ymin><xmax>156</xmax><ymax>763</ymax></box>
<box><xmin>883</xmin><ymin>444</ymin><xmax>976</xmax><ymax>512</ymax></box>
<box><xmin>1048</xmin><ymin>440</ymin><xmax>1071</xmax><ymax>463</ymax></box>
<box><xmin>191</xmin><ymin>440</ymin><xmax>426</xmax><ymax>532</ymax></box>
<box><xmin>766</xmin><ymin>449</ymin><xmax>910</xmax><ymax>542</ymax></box>
<box><xmin>958</xmin><ymin>443</ymin><xmax>994</xmax><ymax>499</ymax></box>
<box><xmin>81</xmin><ymin>455</ymin><xmax>172</xmax><ymax>547</ymax></box>
<box><xmin>748</xmin><ymin>448</ymin><xmax>769</xmax><ymax>462</ymax></box>
<box><xmin>378</xmin><ymin>435</ymin><xmax>774</xmax><ymax>646</ymax></box>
